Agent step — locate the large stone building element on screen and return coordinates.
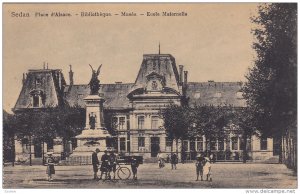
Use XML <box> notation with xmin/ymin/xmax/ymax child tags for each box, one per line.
<box><xmin>13</xmin><ymin>53</ymin><xmax>277</xmax><ymax>163</ymax></box>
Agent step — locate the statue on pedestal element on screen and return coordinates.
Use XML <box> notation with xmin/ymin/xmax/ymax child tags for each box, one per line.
<box><xmin>89</xmin><ymin>113</ymin><xmax>96</xmax><ymax>129</ymax></box>
<box><xmin>89</xmin><ymin>64</ymin><xmax>102</xmax><ymax>95</ymax></box>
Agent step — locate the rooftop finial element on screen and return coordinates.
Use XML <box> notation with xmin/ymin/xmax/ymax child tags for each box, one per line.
<box><xmin>159</xmin><ymin>42</ymin><xmax>161</xmax><ymax>55</ymax></box>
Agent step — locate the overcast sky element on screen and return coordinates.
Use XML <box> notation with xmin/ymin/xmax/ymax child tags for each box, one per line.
<box><xmin>3</xmin><ymin>3</ymin><xmax>258</xmax><ymax>113</ymax></box>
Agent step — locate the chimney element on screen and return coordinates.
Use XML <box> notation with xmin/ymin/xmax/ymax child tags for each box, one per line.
<box><xmin>179</xmin><ymin>65</ymin><xmax>183</xmax><ymax>85</ymax></box>
<box><xmin>69</xmin><ymin>65</ymin><xmax>74</xmax><ymax>86</ymax></box>
<box><xmin>184</xmin><ymin>71</ymin><xmax>188</xmax><ymax>85</ymax></box>
<box><xmin>22</xmin><ymin>73</ymin><xmax>26</xmax><ymax>85</ymax></box>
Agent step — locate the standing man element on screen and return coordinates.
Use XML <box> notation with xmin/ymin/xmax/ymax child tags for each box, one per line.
<box><xmin>92</xmin><ymin>148</ymin><xmax>100</xmax><ymax>180</ymax></box>
<box><xmin>109</xmin><ymin>151</ymin><xmax>118</xmax><ymax>180</ymax></box>
<box><xmin>171</xmin><ymin>153</ymin><xmax>178</xmax><ymax>170</ymax></box>
<box><xmin>131</xmin><ymin>157</ymin><xmax>139</xmax><ymax>180</ymax></box>
<box><xmin>195</xmin><ymin>153</ymin><xmax>205</xmax><ymax>181</ymax></box>
<box><xmin>99</xmin><ymin>150</ymin><xmax>110</xmax><ymax>180</ymax></box>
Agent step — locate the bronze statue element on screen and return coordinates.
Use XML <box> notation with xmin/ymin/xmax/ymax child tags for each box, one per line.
<box><xmin>89</xmin><ymin>64</ymin><xmax>102</xmax><ymax>95</ymax></box>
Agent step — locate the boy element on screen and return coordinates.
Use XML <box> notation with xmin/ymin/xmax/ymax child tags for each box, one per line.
<box><xmin>131</xmin><ymin>157</ymin><xmax>139</xmax><ymax>180</ymax></box>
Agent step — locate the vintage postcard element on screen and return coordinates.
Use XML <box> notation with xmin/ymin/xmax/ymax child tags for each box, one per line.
<box><xmin>2</xmin><ymin>3</ymin><xmax>297</xmax><ymax>190</ymax></box>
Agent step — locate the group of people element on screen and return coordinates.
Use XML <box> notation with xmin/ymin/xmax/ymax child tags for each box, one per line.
<box><xmin>195</xmin><ymin>154</ymin><xmax>212</xmax><ymax>181</ymax></box>
<box><xmin>92</xmin><ymin>148</ymin><xmax>139</xmax><ymax>180</ymax></box>
<box><xmin>45</xmin><ymin>149</ymin><xmax>212</xmax><ymax>182</ymax></box>
<box><xmin>157</xmin><ymin>152</ymin><xmax>179</xmax><ymax>170</ymax></box>
<box><xmin>157</xmin><ymin>152</ymin><xmax>212</xmax><ymax>182</ymax></box>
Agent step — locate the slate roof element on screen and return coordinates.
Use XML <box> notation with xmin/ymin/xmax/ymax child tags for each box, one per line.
<box><xmin>63</xmin><ymin>81</ymin><xmax>246</xmax><ymax>109</ymax></box>
<box><xmin>14</xmin><ymin>69</ymin><xmax>66</xmax><ymax>111</ymax></box>
<box><xmin>64</xmin><ymin>83</ymin><xmax>134</xmax><ymax>109</ymax></box>
<box><xmin>186</xmin><ymin>82</ymin><xmax>246</xmax><ymax>107</ymax></box>
<box><xmin>130</xmin><ymin>54</ymin><xmax>180</xmax><ymax>94</ymax></box>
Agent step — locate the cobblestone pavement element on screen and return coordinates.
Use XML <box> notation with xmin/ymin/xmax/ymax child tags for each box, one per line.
<box><xmin>3</xmin><ymin>163</ymin><xmax>297</xmax><ymax>189</ymax></box>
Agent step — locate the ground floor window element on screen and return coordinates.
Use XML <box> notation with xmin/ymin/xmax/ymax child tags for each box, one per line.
<box><xmin>231</xmin><ymin>137</ymin><xmax>239</xmax><ymax>150</ymax></box>
<box><xmin>260</xmin><ymin>137</ymin><xmax>268</xmax><ymax>150</ymax></box>
<box><xmin>196</xmin><ymin>138</ymin><xmax>203</xmax><ymax>151</ymax></box>
<box><xmin>120</xmin><ymin>137</ymin><xmax>126</xmax><ymax>151</ymax></box>
<box><xmin>166</xmin><ymin>137</ymin><xmax>173</xmax><ymax>147</ymax></box>
<box><xmin>138</xmin><ymin>137</ymin><xmax>145</xmax><ymax>148</ymax></box>
<box><xmin>218</xmin><ymin>139</ymin><xmax>225</xmax><ymax>150</ymax></box>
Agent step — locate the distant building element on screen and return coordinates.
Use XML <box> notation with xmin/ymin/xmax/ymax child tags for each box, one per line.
<box><xmin>13</xmin><ymin>53</ymin><xmax>277</xmax><ymax>163</ymax></box>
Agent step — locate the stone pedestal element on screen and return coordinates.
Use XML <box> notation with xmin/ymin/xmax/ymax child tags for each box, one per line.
<box><xmin>69</xmin><ymin>94</ymin><xmax>111</xmax><ymax>162</ymax></box>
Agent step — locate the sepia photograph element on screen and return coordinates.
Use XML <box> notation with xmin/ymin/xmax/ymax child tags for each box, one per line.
<box><xmin>2</xmin><ymin>2</ymin><xmax>297</xmax><ymax>190</ymax></box>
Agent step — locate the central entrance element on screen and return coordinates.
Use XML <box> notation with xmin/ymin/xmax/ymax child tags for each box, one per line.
<box><xmin>151</xmin><ymin>137</ymin><xmax>160</xmax><ymax>157</ymax></box>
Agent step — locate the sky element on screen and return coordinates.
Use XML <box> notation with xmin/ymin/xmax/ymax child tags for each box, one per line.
<box><xmin>3</xmin><ymin>3</ymin><xmax>258</xmax><ymax>113</ymax></box>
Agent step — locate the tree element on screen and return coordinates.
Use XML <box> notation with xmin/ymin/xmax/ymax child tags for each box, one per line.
<box><xmin>161</xmin><ymin>104</ymin><xmax>191</xmax><ymax>154</ymax></box>
<box><xmin>191</xmin><ymin>105</ymin><xmax>232</xmax><ymax>155</ymax></box>
<box><xmin>231</xmin><ymin>107</ymin><xmax>258</xmax><ymax>163</ymax></box>
<box><xmin>243</xmin><ymin>3</ymin><xmax>297</xmax><ymax>163</ymax></box>
<box><xmin>3</xmin><ymin>110</ymin><xmax>16</xmax><ymax>165</ymax></box>
<box><xmin>13</xmin><ymin>105</ymin><xmax>86</xmax><ymax>164</ymax></box>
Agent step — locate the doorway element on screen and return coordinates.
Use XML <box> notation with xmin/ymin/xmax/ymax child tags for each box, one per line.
<box><xmin>151</xmin><ymin>137</ymin><xmax>160</xmax><ymax>157</ymax></box>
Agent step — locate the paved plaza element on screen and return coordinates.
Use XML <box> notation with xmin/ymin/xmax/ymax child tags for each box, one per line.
<box><xmin>3</xmin><ymin>163</ymin><xmax>297</xmax><ymax>189</ymax></box>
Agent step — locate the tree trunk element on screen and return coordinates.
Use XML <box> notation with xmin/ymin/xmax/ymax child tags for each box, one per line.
<box><xmin>278</xmin><ymin>135</ymin><xmax>283</xmax><ymax>164</ymax></box>
<box><xmin>29</xmin><ymin>135</ymin><xmax>32</xmax><ymax>166</ymax></box>
<box><xmin>242</xmin><ymin>133</ymin><xmax>248</xmax><ymax>163</ymax></box>
<box><xmin>11</xmin><ymin>135</ymin><xmax>15</xmax><ymax>167</ymax></box>
<box><xmin>176</xmin><ymin>139</ymin><xmax>179</xmax><ymax>155</ymax></box>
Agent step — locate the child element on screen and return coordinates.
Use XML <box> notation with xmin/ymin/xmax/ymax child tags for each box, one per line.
<box><xmin>131</xmin><ymin>157</ymin><xmax>139</xmax><ymax>180</ymax></box>
<box><xmin>46</xmin><ymin>152</ymin><xmax>55</xmax><ymax>182</ymax></box>
<box><xmin>203</xmin><ymin>157</ymin><xmax>212</xmax><ymax>182</ymax></box>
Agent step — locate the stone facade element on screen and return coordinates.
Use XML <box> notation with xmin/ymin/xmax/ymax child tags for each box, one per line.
<box><xmin>13</xmin><ymin>53</ymin><xmax>277</xmax><ymax>162</ymax></box>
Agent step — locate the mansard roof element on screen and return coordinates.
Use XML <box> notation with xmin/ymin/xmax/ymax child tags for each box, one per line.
<box><xmin>64</xmin><ymin>83</ymin><xmax>134</xmax><ymax>109</ymax></box>
<box><xmin>186</xmin><ymin>82</ymin><xmax>246</xmax><ymax>107</ymax></box>
<box><xmin>62</xmin><ymin>81</ymin><xmax>245</xmax><ymax>110</ymax></box>
<box><xmin>130</xmin><ymin>54</ymin><xmax>181</xmax><ymax>95</ymax></box>
<box><xmin>14</xmin><ymin>69</ymin><xmax>66</xmax><ymax>111</ymax></box>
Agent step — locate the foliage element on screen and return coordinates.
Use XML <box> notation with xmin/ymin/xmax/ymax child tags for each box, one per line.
<box><xmin>13</xmin><ymin>105</ymin><xmax>85</xmax><ymax>143</ymax></box>
<box><xmin>160</xmin><ymin>104</ymin><xmax>191</xmax><ymax>141</ymax></box>
<box><xmin>243</xmin><ymin>3</ymin><xmax>297</xmax><ymax>137</ymax></box>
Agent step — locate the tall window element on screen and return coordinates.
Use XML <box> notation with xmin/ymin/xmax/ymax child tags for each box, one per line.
<box><xmin>138</xmin><ymin>116</ymin><xmax>145</xmax><ymax>129</ymax></box>
<box><xmin>218</xmin><ymin>139</ymin><xmax>225</xmax><ymax>150</ymax></box>
<box><xmin>166</xmin><ymin>137</ymin><xmax>173</xmax><ymax>147</ymax></box>
<box><xmin>210</xmin><ymin>139</ymin><xmax>217</xmax><ymax>150</ymax></box>
<box><xmin>231</xmin><ymin>137</ymin><xmax>238</xmax><ymax>150</ymax></box>
<box><xmin>260</xmin><ymin>137</ymin><xmax>268</xmax><ymax>150</ymax></box>
<box><xmin>112</xmin><ymin>116</ymin><xmax>127</xmax><ymax>130</ymax></box>
<box><xmin>33</xmin><ymin>95</ymin><xmax>40</xmax><ymax>107</ymax></box>
<box><xmin>151</xmin><ymin>116</ymin><xmax>159</xmax><ymax>129</ymax></box>
<box><xmin>196</xmin><ymin>137</ymin><xmax>203</xmax><ymax>151</ymax></box>
<box><xmin>120</xmin><ymin>137</ymin><xmax>126</xmax><ymax>151</ymax></box>
<box><xmin>119</xmin><ymin>117</ymin><xmax>125</xmax><ymax>130</ymax></box>
<box><xmin>138</xmin><ymin>137</ymin><xmax>145</xmax><ymax>148</ymax></box>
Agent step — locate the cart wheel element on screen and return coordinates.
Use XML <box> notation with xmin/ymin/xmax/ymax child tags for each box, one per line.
<box><xmin>117</xmin><ymin>167</ymin><xmax>131</xmax><ymax>180</ymax></box>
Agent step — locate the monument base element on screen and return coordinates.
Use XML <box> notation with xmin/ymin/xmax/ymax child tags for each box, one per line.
<box><xmin>67</xmin><ymin>129</ymin><xmax>111</xmax><ymax>164</ymax></box>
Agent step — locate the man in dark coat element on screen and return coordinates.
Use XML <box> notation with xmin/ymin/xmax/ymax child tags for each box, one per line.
<box><xmin>195</xmin><ymin>154</ymin><xmax>206</xmax><ymax>181</ymax></box>
<box><xmin>171</xmin><ymin>153</ymin><xmax>178</xmax><ymax>170</ymax></box>
<box><xmin>109</xmin><ymin>151</ymin><xmax>118</xmax><ymax>179</ymax></box>
<box><xmin>92</xmin><ymin>148</ymin><xmax>100</xmax><ymax>180</ymax></box>
<box><xmin>99</xmin><ymin>150</ymin><xmax>110</xmax><ymax>180</ymax></box>
<box><xmin>131</xmin><ymin>157</ymin><xmax>139</xmax><ymax>180</ymax></box>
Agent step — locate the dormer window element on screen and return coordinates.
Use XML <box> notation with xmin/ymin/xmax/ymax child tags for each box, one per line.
<box><xmin>151</xmin><ymin>81</ymin><xmax>158</xmax><ymax>90</ymax></box>
<box><xmin>194</xmin><ymin>92</ymin><xmax>201</xmax><ymax>99</ymax></box>
<box><xmin>236</xmin><ymin>92</ymin><xmax>243</xmax><ymax>99</ymax></box>
<box><xmin>215</xmin><ymin>92</ymin><xmax>222</xmax><ymax>98</ymax></box>
<box><xmin>29</xmin><ymin>90</ymin><xmax>44</xmax><ymax>108</ymax></box>
<box><xmin>35</xmin><ymin>77</ymin><xmax>42</xmax><ymax>85</ymax></box>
